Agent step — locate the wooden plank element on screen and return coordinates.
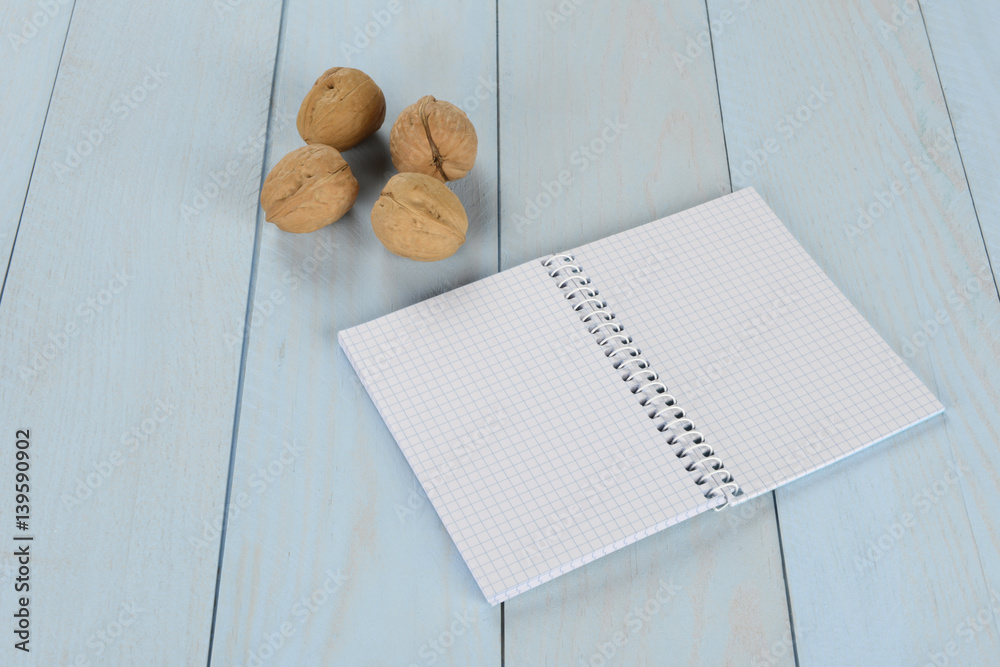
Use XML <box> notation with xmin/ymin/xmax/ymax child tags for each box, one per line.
<box><xmin>920</xmin><ymin>0</ymin><xmax>1000</xmax><ymax>292</ymax></box>
<box><xmin>499</xmin><ymin>2</ymin><xmax>794</xmax><ymax>664</ymax></box>
<box><xmin>708</xmin><ymin>0</ymin><xmax>1000</xmax><ymax>662</ymax></box>
<box><xmin>0</xmin><ymin>0</ymin><xmax>281</xmax><ymax>663</ymax></box>
<box><xmin>0</xmin><ymin>0</ymin><xmax>75</xmax><ymax>283</ymax></box>
<box><xmin>209</xmin><ymin>0</ymin><xmax>502</xmax><ymax>664</ymax></box>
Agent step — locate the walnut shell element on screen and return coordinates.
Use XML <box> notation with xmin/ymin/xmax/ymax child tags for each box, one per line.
<box><xmin>260</xmin><ymin>145</ymin><xmax>359</xmax><ymax>233</ymax></box>
<box><xmin>371</xmin><ymin>173</ymin><xmax>468</xmax><ymax>261</ymax></box>
<box><xmin>297</xmin><ymin>67</ymin><xmax>386</xmax><ymax>150</ymax></box>
<box><xmin>389</xmin><ymin>96</ymin><xmax>477</xmax><ymax>182</ymax></box>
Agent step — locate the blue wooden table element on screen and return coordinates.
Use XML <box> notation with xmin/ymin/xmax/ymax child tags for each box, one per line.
<box><xmin>1</xmin><ymin>0</ymin><xmax>998</xmax><ymax>664</ymax></box>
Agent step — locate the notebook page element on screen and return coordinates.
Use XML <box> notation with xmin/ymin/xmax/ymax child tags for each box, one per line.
<box><xmin>569</xmin><ymin>188</ymin><xmax>944</xmax><ymax>503</ymax></box>
<box><xmin>339</xmin><ymin>261</ymin><xmax>715</xmax><ymax>605</ymax></box>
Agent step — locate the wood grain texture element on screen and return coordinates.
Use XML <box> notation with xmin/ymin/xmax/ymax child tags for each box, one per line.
<box><xmin>920</xmin><ymin>0</ymin><xmax>1000</xmax><ymax>293</ymax></box>
<box><xmin>209</xmin><ymin>0</ymin><xmax>501</xmax><ymax>664</ymax></box>
<box><xmin>2</xmin><ymin>0</ymin><xmax>997</xmax><ymax>663</ymax></box>
<box><xmin>0</xmin><ymin>0</ymin><xmax>281</xmax><ymax>663</ymax></box>
<box><xmin>0</xmin><ymin>0</ymin><xmax>74</xmax><ymax>285</ymax></box>
<box><xmin>709</xmin><ymin>0</ymin><xmax>1000</xmax><ymax>662</ymax></box>
<box><xmin>499</xmin><ymin>1</ymin><xmax>793</xmax><ymax>664</ymax></box>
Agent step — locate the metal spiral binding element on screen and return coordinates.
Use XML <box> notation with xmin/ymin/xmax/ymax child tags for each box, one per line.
<box><xmin>541</xmin><ymin>253</ymin><xmax>742</xmax><ymax>510</ymax></box>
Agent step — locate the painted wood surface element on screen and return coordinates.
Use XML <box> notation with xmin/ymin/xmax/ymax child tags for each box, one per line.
<box><xmin>0</xmin><ymin>0</ymin><xmax>282</xmax><ymax>663</ymax></box>
<box><xmin>709</xmin><ymin>0</ymin><xmax>1000</xmax><ymax>663</ymax></box>
<box><xmin>0</xmin><ymin>0</ymin><xmax>74</xmax><ymax>286</ymax></box>
<box><xmin>498</xmin><ymin>2</ymin><xmax>793</xmax><ymax>665</ymax></box>
<box><xmin>208</xmin><ymin>1</ymin><xmax>502</xmax><ymax>665</ymax></box>
<box><xmin>920</xmin><ymin>0</ymin><xmax>1000</xmax><ymax>291</ymax></box>
<box><xmin>1</xmin><ymin>0</ymin><xmax>999</xmax><ymax>664</ymax></box>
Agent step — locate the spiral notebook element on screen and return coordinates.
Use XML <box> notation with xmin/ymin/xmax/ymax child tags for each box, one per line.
<box><xmin>338</xmin><ymin>188</ymin><xmax>944</xmax><ymax>605</ymax></box>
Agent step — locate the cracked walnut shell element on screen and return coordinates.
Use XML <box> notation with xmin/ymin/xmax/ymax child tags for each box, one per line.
<box><xmin>260</xmin><ymin>145</ymin><xmax>359</xmax><ymax>233</ymax></box>
<box><xmin>297</xmin><ymin>67</ymin><xmax>386</xmax><ymax>151</ymax></box>
<box><xmin>371</xmin><ymin>173</ymin><xmax>468</xmax><ymax>261</ymax></box>
<box><xmin>389</xmin><ymin>96</ymin><xmax>477</xmax><ymax>182</ymax></box>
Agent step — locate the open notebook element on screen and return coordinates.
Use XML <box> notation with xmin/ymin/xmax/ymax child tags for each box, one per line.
<box><xmin>339</xmin><ymin>188</ymin><xmax>944</xmax><ymax>605</ymax></box>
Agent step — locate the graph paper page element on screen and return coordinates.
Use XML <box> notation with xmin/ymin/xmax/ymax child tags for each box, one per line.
<box><xmin>339</xmin><ymin>261</ymin><xmax>716</xmax><ymax>605</ymax></box>
<box><xmin>340</xmin><ymin>188</ymin><xmax>944</xmax><ymax>605</ymax></box>
<box><xmin>569</xmin><ymin>188</ymin><xmax>944</xmax><ymax>503</ymax></box>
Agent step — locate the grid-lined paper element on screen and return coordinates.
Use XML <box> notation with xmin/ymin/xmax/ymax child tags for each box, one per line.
<box><xmin>339</xmin><ymin>261</ymin><xmax>715</xmax><ymax>605</ymax></box>
<box><xmin>339</xmin><ymin>188</ymin><xmax>944</xmax><ymax>605</ymax></box>
<box><xmin>569</xmin><ymin>188</ymin><xmax>944</xmax><ymax>502</ymax></box>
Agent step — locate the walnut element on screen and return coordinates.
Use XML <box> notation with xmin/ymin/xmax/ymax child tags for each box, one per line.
<box><xmin>260</xmin><ymin>145</ymin><xmax>359</xmax><ymax>233</ymax></box>
<box><xmin>370</xmin><ymin>173</ymin><xmax>468</xmax><ymax>261</ymax></box>
<box><xmin>389</xmin><ymin>96</ymin><xmax>477</xmax><ymax>182</ymax></box>
<box><xmin>297</xmin><ymin>67</ymin><xmax>386</xmax><ymax>150</ymax></box>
